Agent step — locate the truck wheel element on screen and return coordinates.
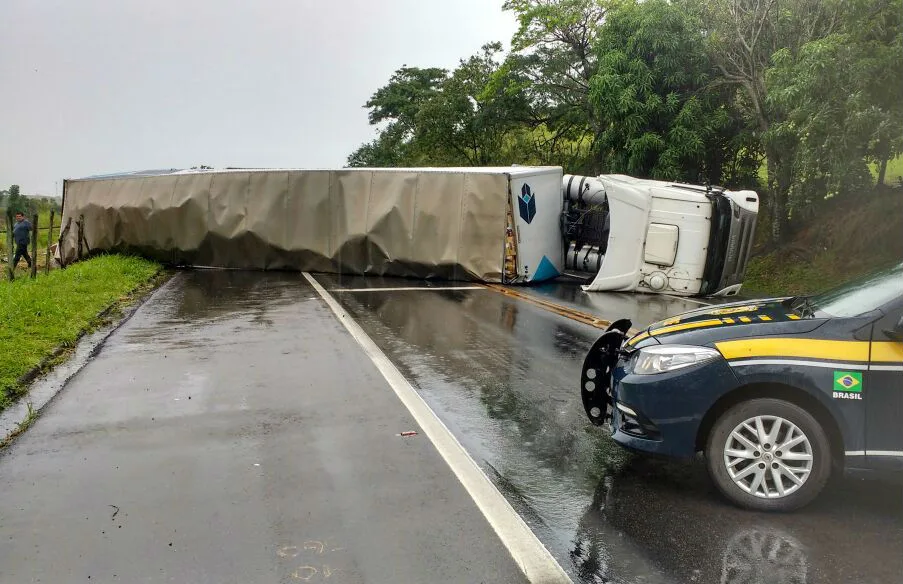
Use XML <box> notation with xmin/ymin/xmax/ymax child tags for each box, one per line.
<box><xmin>705</xmin><ymin>398</ymin><xmax>832</xmax><ymax>512</ymax></box>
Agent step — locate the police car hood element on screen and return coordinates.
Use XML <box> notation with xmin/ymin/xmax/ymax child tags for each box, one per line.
<box><xmin>629</xmin><ymin>297</ymin><xmax>826</xmax><ymax>346</ymax></box>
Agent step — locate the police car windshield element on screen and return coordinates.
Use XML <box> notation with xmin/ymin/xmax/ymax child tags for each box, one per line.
<box><xmin>810</xmin><ymin>263</ymin><xmax>903</xmax><ymax>317</ymax></box>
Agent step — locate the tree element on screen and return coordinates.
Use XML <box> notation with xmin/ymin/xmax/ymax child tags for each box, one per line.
<box><xmin>346</xmin><ymin>125</ymin><xmax>415</xmax><ymax>167</ymax></box>
<box><xmin>5</xmin><ymin>185</ymin><xmax>25</xmax><ymax>214</ymax></box>
<box><xmin>687</xmin><ymin>0</ymin><xmax>845</xmax><ymax>242</ymax></box>
<box><xmin>494</xmin><ymin>0</ymin><xmax>615</xmax><ymax>171</ymax></box>
<box><xmin>346</xmin><ymin>67</ymin><xmax>446</xmax><ymax>167</ymax></box>
<box><xmin>348</xmin><ymin>45</ymin><xmax>528</xmax><ymax>167</ymax></box>
<box><xmin>767</xmin><ymin>33</ymin><xmax>883</xmax><ymax>214</ymax></box>
<box><xmin>588</xmin><ymin>0</ymin><xmax>756</xmax><ymax>183</ymax></box>
<box><xmin>414</xmin><ymin>43</ymin><xmax>519</xmax><ymax>165</ymax></box>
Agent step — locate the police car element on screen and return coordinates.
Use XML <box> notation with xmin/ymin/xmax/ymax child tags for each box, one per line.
<box><xmin>580</xmin><ymin>262</ymin><xmax>903</xmax><ymax>511</ymax></box>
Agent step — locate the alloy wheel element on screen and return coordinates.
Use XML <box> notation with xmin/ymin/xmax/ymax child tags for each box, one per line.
<box><xmin>723</xmin><ymin>415</ymin><xmax>814</xmax><ymax>499</ymax></box>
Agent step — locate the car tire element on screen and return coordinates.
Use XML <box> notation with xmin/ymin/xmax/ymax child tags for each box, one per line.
<box><xmin>705</xmin><ymin>398</ymin><xmax>832</xmax><ymax>512</ymax></box>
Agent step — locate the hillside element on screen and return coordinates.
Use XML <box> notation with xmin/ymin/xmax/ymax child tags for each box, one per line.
<box><xmin>742</xmin><ymin>186</ymin><xmax>903</xmax><ymax>297</ymax></box>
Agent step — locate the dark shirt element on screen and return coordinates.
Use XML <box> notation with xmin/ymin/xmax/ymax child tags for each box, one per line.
<box><xmin>12</xmin><ymin>219</ymin><xmax>31</xmax><ymax>245</ymax></box>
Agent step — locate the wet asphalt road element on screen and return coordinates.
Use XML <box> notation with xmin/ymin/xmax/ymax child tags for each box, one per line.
<box><xmin>321</xmin><ymin>273</ymin><xmax>903</xmax><ymax>584</ymax></box>
<box><xmin>0</xmin><ymin>272</ymin><xmax>528</xmax><ymax>584</ymax></box>
<box><xmin>1</xmin><ymin>270</ymin><xmax>901</xmax><ymax>584</ymax></box>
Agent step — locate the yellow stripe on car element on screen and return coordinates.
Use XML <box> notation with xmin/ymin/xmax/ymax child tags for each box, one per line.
<box><xmin>872</xmin><ymin>342</ymin><xmax>903</xmax><ymax>363</ymax></box>
<box><xmin>716</xmin><ymin>338</ymin><xmax>870</xmax><ymax>362</ymax></box>
<box><xmin>628</xmin><ymin>318</ymin><xmax>727</xmax><ymax>346</ymax></box>
<box><xmin>628</xmin><ymin>311</ymin><xmax>798</xmax><ymax>346</ymax></box>
<box><xmin>628</xmin><ymin>331</ymin><xmax>651</xmax><ymax>345</ymax></box>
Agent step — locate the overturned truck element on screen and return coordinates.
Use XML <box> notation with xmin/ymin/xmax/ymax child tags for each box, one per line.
<box><xmin>59</xmin><ymin>166</ymin><xmax>758</xmax><ymax>296</ymax></box>
<box><xmin>561</xmin><ymin>174</ymin><xmax>758</xmax><ymax>296</ymax></box>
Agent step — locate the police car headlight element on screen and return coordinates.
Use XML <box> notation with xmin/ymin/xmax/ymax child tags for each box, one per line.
<box><xmin>630</xmin><ymin>345</ymin><xmax>721</xmax><ymax>375</ymax></box>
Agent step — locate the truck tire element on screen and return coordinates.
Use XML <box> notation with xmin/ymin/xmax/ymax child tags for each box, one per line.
<box><xmin>705</xmin><ymin>398</ymin><xmax>832</xmax><ymax>512</ymax></box>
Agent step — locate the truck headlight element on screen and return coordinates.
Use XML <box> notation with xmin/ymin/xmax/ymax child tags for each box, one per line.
<box><xmin>630</xmin><ymin>345</ymin><xmax>721</xmax><ymax>375</ymax></box>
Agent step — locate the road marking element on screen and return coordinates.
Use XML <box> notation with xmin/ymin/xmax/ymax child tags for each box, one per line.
<box><xmin>278</xmin><ymin>546</ymin><xmax>300</xmax><ymax>558</ymax></box>
<box><xmin>329</xmin><ymin>286</ymin><xmax>484</xmax><ymax>292</ymax></box>
<box><xmin>482</xmin><ymin>284</ymin><xmax>621</xmax><ymax>331</ymax></box>
<box><xmin>303</xmin><ymin>272</ymin><xmax>573</xmax><ymax>584</ymax></box>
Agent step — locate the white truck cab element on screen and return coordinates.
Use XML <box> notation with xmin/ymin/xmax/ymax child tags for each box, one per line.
<box><xmin>561</xmin><ymin>174</ymin><xmax>759</xmax><ymax>297</ymax></box>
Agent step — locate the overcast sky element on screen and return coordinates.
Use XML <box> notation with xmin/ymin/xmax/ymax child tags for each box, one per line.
<box><xmin>0</xmin><ymin>0</ymin><xmax>518</xmax><ymax>196</ymax></box>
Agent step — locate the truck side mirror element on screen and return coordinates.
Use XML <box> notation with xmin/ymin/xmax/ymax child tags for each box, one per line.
<box><xmin>884</xmin><ymin>315</ymin><xmax>903</xmax><ymax>342</ymax></box>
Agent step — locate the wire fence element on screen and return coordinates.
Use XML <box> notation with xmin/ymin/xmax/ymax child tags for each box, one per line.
<box><xmin>2</xmin><ymin>212</ymin><xmax>62</xmax><ymax>281</ymax></box>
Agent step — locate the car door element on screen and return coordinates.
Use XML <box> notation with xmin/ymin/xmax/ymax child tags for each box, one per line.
<box><xmin>865</xmin><ymin>306</ymin><xmax>903</xmax><ymax>471</ymax></box>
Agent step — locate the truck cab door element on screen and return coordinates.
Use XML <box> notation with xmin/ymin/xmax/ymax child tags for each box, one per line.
<box><xmin>866</xmin><ymin>308</ymin><xmax>903</xmax><ymax>471</ymax></box>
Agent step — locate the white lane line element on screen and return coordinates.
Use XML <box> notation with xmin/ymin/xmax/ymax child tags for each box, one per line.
<box><xmin>303</xmin><ymin>272</ymin><xmax>572</xmax><ymax>584</ymax></box>
<box><xmin>662</xmin><ymin>294</ymin><xmax>713</xmax><ymax>306</ymax></box>
<box><xmin>329</xmin><ymin>286</ymin><xmax>485</xmax><ymax>293</ymax></box>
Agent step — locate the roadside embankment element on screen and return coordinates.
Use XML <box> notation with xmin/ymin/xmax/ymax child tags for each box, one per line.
<box><xmin>0</xmin><ymin>254</ymin><xmax>164</xmax><ymax>413</ymax></box>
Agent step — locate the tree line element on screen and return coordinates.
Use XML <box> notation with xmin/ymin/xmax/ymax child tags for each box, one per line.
<box><xmin>0</xmin><ymin>185</ymin><xmax>62</xmax><ymax>217</ymax></box>
<box><xmin>347</xmin><ymin>0</ymin><xmax>902</xmax><ymax>244</ymax></box>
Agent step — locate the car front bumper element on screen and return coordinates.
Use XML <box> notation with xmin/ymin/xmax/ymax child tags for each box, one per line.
<box><xmin>581</xmin><ymin>339</ymin><xmax>740</xmax><ymax>459</ymax></box>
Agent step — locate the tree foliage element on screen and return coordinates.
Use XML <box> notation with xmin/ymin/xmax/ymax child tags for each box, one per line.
<box><xmin>347</xmin><ymin>0</ymin><xmax>903</xmax><ymax>242</ymax></box>
<box><xmin>2</xmin><ymin>185</ymin><xmax>27</xmax><ymax>217</ymax></box>
<box><xmin>589</xmin><ymin>0</ymin><xmax>758</xmax><ymax>184</ymax></box>
<box><xmin>498</xmin><ymin>0</ymin><xmax>613</xmax><ymax>168</ymax></box>
<box><xmin>767</xmin><ymin>0</ymin><xmax>903</xmax><ymax>217</ymax></box>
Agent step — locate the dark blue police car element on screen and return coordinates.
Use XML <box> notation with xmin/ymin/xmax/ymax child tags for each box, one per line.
<box><xmin>580</xmin><ymin>262</ymin><xmax>903</xmax><ymax>511</ymax></box>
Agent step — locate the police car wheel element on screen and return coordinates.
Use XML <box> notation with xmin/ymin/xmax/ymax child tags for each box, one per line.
<box><xmin>705</xmin><ymin>398</ymin><xmax>831</xmax><ymax>512</ymax></box>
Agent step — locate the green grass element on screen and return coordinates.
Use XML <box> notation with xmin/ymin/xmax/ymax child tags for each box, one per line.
<box><xmin>742</xmin><ymin>186</ymin><xmax>903</xmax><ymax>297</ymax></box>
<box><xmin>756</xmin><ymin>155</ymin><xmax>903</xmax><ymax>187</ymax></box>
<box><xmin>870</xmin><ymin>156</ymin><xmax>903</xmax><ymax>185</ymax></box>
<box><xmin>743</xmin><ymin>251</ymin><xmax>849</xmax><ymax>297</ymax></box>
<box><xmin>0</xmin><ymin>255</ymin><xmax>161</xmax><ymax>410</ymax></box>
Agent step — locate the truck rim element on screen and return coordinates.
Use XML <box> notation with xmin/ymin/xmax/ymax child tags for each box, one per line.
<box><xmin>723</xmin><ymin>415</ymin><xmax>814</xmax><ymax>499</ymax></box>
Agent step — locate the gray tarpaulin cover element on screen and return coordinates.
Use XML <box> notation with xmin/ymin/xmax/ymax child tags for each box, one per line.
<box><xmin>59</xmin><ymin>168</ymin><xmax>515</xmax><ymax>281</ymax></box>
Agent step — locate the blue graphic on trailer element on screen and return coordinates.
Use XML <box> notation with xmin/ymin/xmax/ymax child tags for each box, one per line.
<box><xmin>532</xmin><ymin>255</ymin><xmax>560</xmax><ymax>281</ymax></box>
<box><xmin>518</xmin><ymin>183</ymin><xmax>537</xmax><ymax>224</ymax></box>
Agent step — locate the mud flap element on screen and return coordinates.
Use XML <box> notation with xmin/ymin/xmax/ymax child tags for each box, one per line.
<box><xmin>581</xmin><ymin>319</ymin><xmax>631</xmax><ymax>427</ymax></box>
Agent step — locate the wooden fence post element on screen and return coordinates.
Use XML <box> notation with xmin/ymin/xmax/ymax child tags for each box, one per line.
<box><xmin>45</xmin><ymin>211</ymin><xmax>55</xmax><ymax>275</ymax></box>
<box><xmin>77</xmin><ymin>214</ymin><xmax>84</xmax><ymax>261</ymax></box>
<box><xmin>4</xmin><ymin>211</ymin><xmax>14</xmax><ymax>281</ymax></box>
<box><xmin>58</xmin><ymin>217</ymin><xmax>72</xmax><ymax>269</ymax></box>
<box><xmin>30</xmin><ymin>213</ymin><xmax>39</xmax><ymax>279</ymax></box>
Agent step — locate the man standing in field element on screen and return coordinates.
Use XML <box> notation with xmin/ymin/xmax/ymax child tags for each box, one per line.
<box><xmin>12</xmin><ymin>211</ymin><xmax>33</xmax><ymax>269</ymax></box>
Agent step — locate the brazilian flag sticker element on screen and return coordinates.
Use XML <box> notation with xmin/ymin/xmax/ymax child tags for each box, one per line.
<box><xmin>833</xmin><ymin>371</ymin><xmax>863</xmax><ymax>393</ymax></box>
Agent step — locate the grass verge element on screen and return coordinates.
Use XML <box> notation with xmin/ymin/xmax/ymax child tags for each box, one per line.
<box><xmin>0</xmin><ymin>254</ymin><xmax>163</xmax><ymax>412</ymax></box>
<box><xmin>742</xmin><ymin>251</ymin><xmax>895</xmax><ymax>297</ymax></box>
<box><xmin>743</xmin><ymin>186</ymin><xmax>903</xmax><ymax>297</ymax></box>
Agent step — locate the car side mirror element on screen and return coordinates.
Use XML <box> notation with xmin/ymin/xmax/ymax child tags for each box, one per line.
<box><xmin>883</xmin><ymin>315</ymin><xmax>903</xmax><ymax>342</ymax></box>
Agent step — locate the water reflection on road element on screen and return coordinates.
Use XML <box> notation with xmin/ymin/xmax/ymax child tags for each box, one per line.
<box><xmin>324</xmin><ymin>275</ymin><xmax>903</xmax><ymax>584</ymax></box>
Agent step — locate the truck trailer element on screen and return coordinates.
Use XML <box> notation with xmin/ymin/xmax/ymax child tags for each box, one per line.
<box><xmin>58</xmin><ymin>166</ymin><xmax>758</xmax><ymax>296</ymax></box>
<box><xmin>57</xmin><ymin>166</ymin><xmax>565</xmax><ymax>284</ymax></box>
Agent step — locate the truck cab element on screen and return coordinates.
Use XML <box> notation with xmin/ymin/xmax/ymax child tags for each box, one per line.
<box><xmin>562</xmin><ymin>174</ymin><xmax>759</xmax><ymax>297</ymax></box>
